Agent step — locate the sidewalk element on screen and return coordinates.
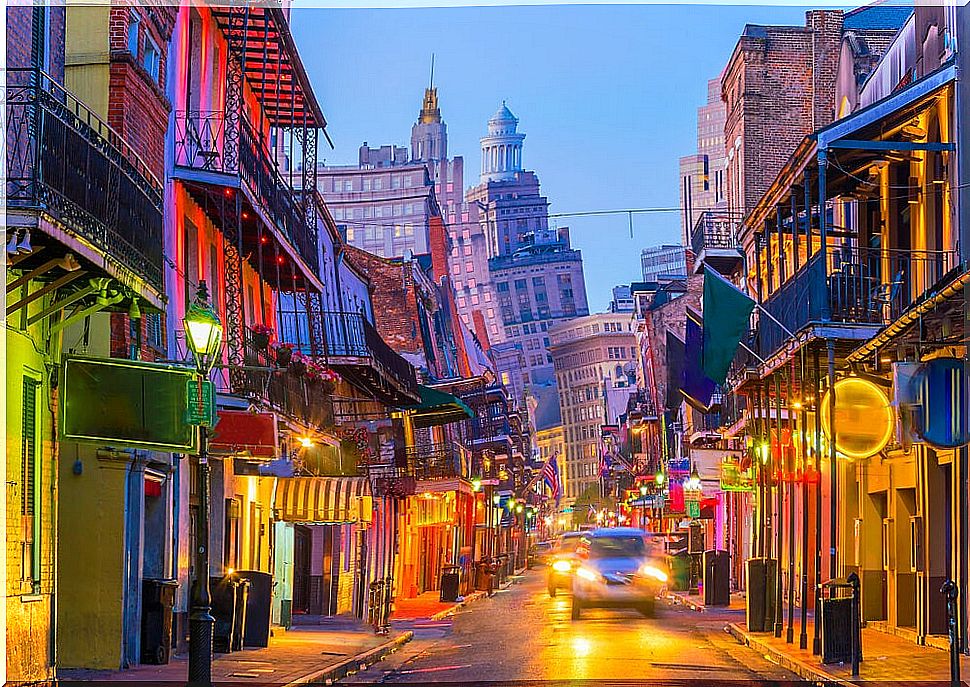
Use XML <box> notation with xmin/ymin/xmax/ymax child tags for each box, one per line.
<box><xmin>58</xmin><ymin>617</ymin><xmax>413</xmax><ymax>685</ymax></box>
<box><xmin>391</xmin><ymin>590</ymin><xmax>487</xmax><ymax>622</ymax></box>
<box><xmin>666</xmin><ymin>588</ymin><xmax>746</xmax><ymax>614</ymax></box>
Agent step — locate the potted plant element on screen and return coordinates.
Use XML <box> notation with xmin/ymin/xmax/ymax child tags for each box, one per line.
<box><xmin>251</xmin><ymin>323</ymin><xmax>273</xmax><ymax>350</ymax></box>
<box><xmin>274</xmin><ymin>342</ymin><xmax>294</xmax><ymax>367</ymax></box>
<box><xmin>288</xmin><ymin>349</ymin><xmax>306</xmax><ymax>376</ymax></box>
<box><xmin>318</xmin><ymin>366</ymin><xmax>341</xmax><ymax>394</ymax></box>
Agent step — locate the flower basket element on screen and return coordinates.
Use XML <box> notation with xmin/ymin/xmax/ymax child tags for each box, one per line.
<box><xmin>253</xmin><ymin>332</ymin><xmax>271</xmax><ymax>350</ymax></box>
<box><xmin>275</xmin><ymin>344</ymin><xmax>293</xmax><ymax>367</ymax></box>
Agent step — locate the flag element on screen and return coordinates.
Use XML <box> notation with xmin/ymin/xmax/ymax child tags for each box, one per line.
<box><xmin>665</xmin><ymin>331</ymin><xmax>686</xmax><ymax>410</ymax></box>
<box><xmin>683</xmin><ymin>309</ymin><xmax>716</xmax><ymax>411</ymax></box>
<box><xmin>600</xmin><ymin>449</ymin><xmax>612</xmax><ymax>478</ymax></box>
<box><xmin>541</xmin><ymin>454</ymin><xmax>562</xmax><ymax>505</ymax></box>
<box><xmin>702</xmin><ymin>266</ymin><xmax>756</xmax><ymax>385</ymax></box>
<box><xmin>588</xmin><ymin>503</ymin><xmax>597</xmax><ymax>520</ymax></box>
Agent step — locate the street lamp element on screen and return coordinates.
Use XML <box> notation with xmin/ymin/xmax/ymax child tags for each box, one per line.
<box><xmin>183</xmin><ymin>281</ymin><xmax>223</xmax><ymax>685</ymax></box>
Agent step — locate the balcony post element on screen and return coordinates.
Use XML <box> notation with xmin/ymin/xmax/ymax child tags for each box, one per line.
<box><xmin>776</xmin><ymin>205</ymin><xmax>786</xmax><ymax>285</ymax></box>
<box><xmin>755</xmin><ymin>232</ymin><xmax>764</xmax><ymax>303</ymax></box>
<box><xmin>764</xmin><ymin>218</ymin><xmax>774</xmax><ymax>294</ymax></box>
<box><xmin>803</xmin><ymin>169</ymin><xmax>812</xmax><ymax>261</ymax></box>
<box><xmin>818</xmin><ymin>149</ymin><xmax>831</xmax><ymax>321</ymax></box>
<box><xmin>790</xmin><ymin>187</ymin><xmax>799</xmax><ymax>272</ymax></box>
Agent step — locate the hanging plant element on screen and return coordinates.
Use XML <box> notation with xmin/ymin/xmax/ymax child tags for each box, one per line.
<box><xmin>288</xmin><ymin>349</ymin><xmax>306</xmax><ymax>376</ymax></box>
<box><xmin>305</xmin><ymin>360</ymin><xmax>341</xmax><ymax>394</ymax></box>
<box><xmin>274</xmin><ymin>342</ymin><xmax>294</xmax><ymax>367</ymax></box>
<box><xmin>252</xmin><ymin>323</ymin><xmax>274</xmax><ymax>350</ymax></box>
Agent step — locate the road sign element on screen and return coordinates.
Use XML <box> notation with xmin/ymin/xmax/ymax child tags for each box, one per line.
<box><xmin>686</xmin><ymin>500</ymin><xmax>700</xmax><ymax>519</ymax></box>
<box><xmin>186</xmin><ymin>379</ymin><xmax>216</xmax><ymax>427</ymax></box>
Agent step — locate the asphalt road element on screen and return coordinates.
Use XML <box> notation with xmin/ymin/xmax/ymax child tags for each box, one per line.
<box><xmin>343</xmin><ymin>569</ymin><xmax>802</xmax><ymax>685</ymax></box>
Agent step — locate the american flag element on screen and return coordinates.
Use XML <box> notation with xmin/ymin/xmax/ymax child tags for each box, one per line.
<box><xmin>600</xmin><ymin>449</ymin><xmax>613</xmax><ymax>478</ymax></box>
<box><xmin>541</xmin><ymin>454</ymin><xmax>562</xmax><ymax>505</ymax></box>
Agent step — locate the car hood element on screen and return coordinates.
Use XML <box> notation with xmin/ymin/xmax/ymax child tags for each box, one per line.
<box><xmin>585</xmin><ymin>557</ymin><xmax>644</xmax><ymax>577</ymax></box>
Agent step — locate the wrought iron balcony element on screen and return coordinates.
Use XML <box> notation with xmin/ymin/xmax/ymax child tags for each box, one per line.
<box><xmin>6</xmin><ymin>69</ymin><xmax>164</xmax><ymax>292</ymax></box>
<box><xmin>690</xmin><ymin>211</ymin><xmax>743</xmax><ymax>275</ymax></box>
<box><xmin>758</xmin><ymin>247</ymin><xmax>959</xmax><ymax>360</ymax></box>
<box><xmin>276</xmin><ymin>309</ymin><xmax>419</xmax><ymax>404</ymax></box>
<box><xmin>401</xmin><ymin>442</ymin><xmax>468</xmax><ymax>481</ymax></box>
<box><xmin>232</xmin><ymin>329</ymin><xmax>335</xmax><ymax>429</ymax></box>
<box><xmin>173</xmin><ymin>110</ymin><xmax>318</xmax><ymax>273</ymax></box>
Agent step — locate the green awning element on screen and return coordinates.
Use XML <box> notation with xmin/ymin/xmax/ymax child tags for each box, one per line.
<box><xmin>401</xmin><ymin>385</ymin><xmax>474</xmax><ymax>428</ymax></box>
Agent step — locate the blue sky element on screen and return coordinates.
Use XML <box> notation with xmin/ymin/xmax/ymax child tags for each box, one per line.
<box><xmin>293</xmin><ymin>4</ymin><xmax>811</xmax><ymax>310</ymax></box>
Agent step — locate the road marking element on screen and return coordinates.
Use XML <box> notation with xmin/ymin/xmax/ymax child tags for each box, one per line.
<box><xmin>396</xmin><ymin>664</ymin><xmax>472</xmax><ymax>675</ymax></box>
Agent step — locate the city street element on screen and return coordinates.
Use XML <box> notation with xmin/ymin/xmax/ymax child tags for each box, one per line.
<box><xmin>346</xmin><ymin>571</ymin><xmax>799</xmax><ymax>684</ymax></box>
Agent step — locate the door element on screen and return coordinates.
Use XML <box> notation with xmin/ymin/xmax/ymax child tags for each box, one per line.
<box><xmin>355</xmin><ymin>529</ymin><xmax>367</xmax><ymax>619</ymax></box>
<box><xmin>292</xmin><ymin>525</ymin><xmax>312</xmax><ymax>614</ymax></box>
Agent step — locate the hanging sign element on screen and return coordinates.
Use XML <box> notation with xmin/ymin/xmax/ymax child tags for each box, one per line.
<box><xmin>820</xmin><ymin>377</ymin><xmax>893</xmax><ymax>459</ymax></box>
<box><xmin>912</xmin><ymin>357</ymin><xmax>970</xmax><ymax>449</ymax></box>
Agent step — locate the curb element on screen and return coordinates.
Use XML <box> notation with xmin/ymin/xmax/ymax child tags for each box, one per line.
<box><xmin>666</xmin><ymin>592</ymin><xmax>706</xmax><ymax>612</ymax></box>
<box><xmin>281</xmin><ymin>630</ymin><xmax>414</xmax><ymax>687</ymax></box>
<box><xmin>726</xmin><ymin>622</ymin><xmax>851</xmax><ymax>685</ymax></box>
<box><xmin>430</xmin><ymin>591</ymin><xmax>487</xmax><ymax>621</ymax></box>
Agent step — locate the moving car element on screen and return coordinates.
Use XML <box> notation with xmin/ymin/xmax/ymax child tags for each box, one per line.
<box><xmin>547</xmin><ymin>531</ymin><xmax>584</xmax><ymax>596</ymax></box>
<box><xmin>570</xmin><ymin>527</ymin><xmax>669</xmax><ymax>620</ymax></box>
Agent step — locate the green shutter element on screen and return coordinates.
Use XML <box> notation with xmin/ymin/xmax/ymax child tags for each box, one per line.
<box><xmin>21</xmin><ymin>376</ymin><xmax>38</xmax><ymax>517</ymax></box>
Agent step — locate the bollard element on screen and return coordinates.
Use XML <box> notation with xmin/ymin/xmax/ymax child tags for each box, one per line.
<box><xmin>942</xmin><ymin>579</ymin><xmax>961</xmax><ymax>687</ymax></box>
<box><xmin>847</xmin><ymin>572</ymin><xmax>861</xmax><ymax>678</ymax></box>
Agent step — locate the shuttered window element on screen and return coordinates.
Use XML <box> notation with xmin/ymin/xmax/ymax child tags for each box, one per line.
<box><xmin>21</xmin><ymin>375</ymin><xmax>40</xmax><ymax>587</ymax></box>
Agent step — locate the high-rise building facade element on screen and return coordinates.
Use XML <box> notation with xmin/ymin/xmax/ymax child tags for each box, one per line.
<box><xmin>678</xmin><ymin>77</ymin><xmax>728</xmax><ymax>245</ymax></box>
<box><xmin>640</xmin><ymin>244</ymin><xmax>687</xmax><ymax>282</ymax></box>
<box><xmin>549</xmin><ymin>314</ymin><xmax>637</xmax><ymax>501</ymax></box>
<box><xmin>464</xmin><ymin>103</ymin><xmax>589</xmax><ymax>390</ymax></box>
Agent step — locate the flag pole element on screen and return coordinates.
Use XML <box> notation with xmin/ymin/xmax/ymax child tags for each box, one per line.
<box><xmin>754</xmin><ymin>303</ymin><xmax>797</xmax><ymax>339</ymax></box>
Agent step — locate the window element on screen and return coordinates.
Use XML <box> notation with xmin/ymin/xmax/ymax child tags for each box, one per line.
<box><xmin>465</xmin><ymin>261</ymin><xmax>474</xmax><ymax>273</ymax></box>
<box><xmin>143</xmin><ymin>35</ymin><xmax>161</xmax><ymax>83</ymax></box>
<box><xmin>21</xmin><ymin>375</ymin><xmax>40</xmax><ymax>589</ymax></box>
<box><xmin>127</xmin><ymin>13</ymin><xmax>140</xmax><ymax>56</ymax></box>
<box><xmin>463</xmin><ymin>245</ymin><xmax>473</xmax><ymax>256</ymax></box>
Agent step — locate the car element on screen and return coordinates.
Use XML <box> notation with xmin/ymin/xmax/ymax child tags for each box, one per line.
<box><xmin>546</xmin><ymin>531</ymin><xmax>584</xmax><ymax>597</ymax></box>
<box><xmin>570</xmin><ymin>527</ymin><xmax>669</xmax><ymax>620</ymax></box>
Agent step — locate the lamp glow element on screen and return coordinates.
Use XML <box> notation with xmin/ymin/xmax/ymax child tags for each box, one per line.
<box><xmin>183</xmin><ymin>282</ymin><xmax>224</xmax><ymax>375</ymax></box>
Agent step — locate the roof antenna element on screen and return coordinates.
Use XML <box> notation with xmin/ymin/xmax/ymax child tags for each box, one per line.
<box><xmin>429</xmin><ymin>53</ymin><xmax>435</xmax><ymax>89</ymax></box>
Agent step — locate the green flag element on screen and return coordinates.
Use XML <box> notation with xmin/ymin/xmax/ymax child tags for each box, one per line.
<box><xmin>702</xmin><ymin>266</ymin><xmax>756</xmax><ymax>384</ymax></box>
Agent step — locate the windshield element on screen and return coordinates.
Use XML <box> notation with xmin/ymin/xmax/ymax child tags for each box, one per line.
<box><xmin>558</xmin><ymin>536</ymin><xmax>582</xmax><ymax>553</ymax></box>
<box><xmin>588</xmin><ymin>536</ymin><xmax>646</xmax><ymax>558</ymax></box>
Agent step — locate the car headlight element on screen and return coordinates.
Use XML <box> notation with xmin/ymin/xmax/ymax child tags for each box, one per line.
<box><xmin>639</xmin><ymin>564</ymin><xmax>668</xmax><ymax>583</ymax></box>
<box><xmin>576</xmin><ymin>567</ymin><xmax>601</xmax><ymax>582</ymax></box>
<box><xmin>552</xmin><ymin>559</ymin><xmax>572</xmax><ymax>573</ymax></box>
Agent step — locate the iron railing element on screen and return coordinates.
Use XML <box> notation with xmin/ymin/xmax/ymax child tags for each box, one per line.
<box><xmin>6</xmin><ymin>69</ymin><xmax>164</xmax><ymax>290</ymax></box>
<box><xmin>690</xmin><ymin>211</ymin><xmax>743</xmax><ymax>256</ymax></box>
<box><xmin>276</xmin><ymin>309</ymin><xmax>418</xmax><ymax>395</ymax></box>
<box><xmin>758</xmin><ymin>247</ymin><xmax>959</xmax><ymax>359</ymax></box>
<box><xmin>233</xmin><ymin>329</ymin><xmax>335</xmax><ymax>429</ymax></box>
<box><xmin>401</xmin><ymin>442</ymin><xmax>467</xmax><ymax>480</ymax></box>
<box><xmin>174</xmin><ymin>110</ymin><xmax>318</xmax><ymax>273</ymax></box>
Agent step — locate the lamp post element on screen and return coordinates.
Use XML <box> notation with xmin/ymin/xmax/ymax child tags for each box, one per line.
<box><xmin>183</xmin><ymin>282</ymin><xmax>224</xmax><ymax>685</ymax></box>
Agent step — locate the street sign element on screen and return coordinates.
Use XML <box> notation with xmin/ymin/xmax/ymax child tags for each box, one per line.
<box><xmin>186</xmin><ymin>379</ymin><xmax>216</xmax><ymax>427</ymax></box>
<box><xmin>686</xmin><ymin>500</ymin><xmax>700</xmax><ymax>519</ymax></box>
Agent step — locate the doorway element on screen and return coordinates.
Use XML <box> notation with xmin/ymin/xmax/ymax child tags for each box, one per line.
<box><xmin>292</xmin><ymin>525</ymin><xmax>312</xmax><ymax>614</ymax></box>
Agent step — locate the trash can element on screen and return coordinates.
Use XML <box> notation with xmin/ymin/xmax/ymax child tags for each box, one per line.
<box><xmin>236</xmin><ymin>571</ymin><xmax>272</xmax><ymax>647</ymax></box>
<box><xmin>820</xmin><ymin>579</ymin><xmax>863</xmax><ymax>665</ymax></box>
<box><xmin>210</xmin><ymin>575</ymin><xmax>239</xmax><ymax>653</ymax></box>
<box><xmin>667</xmin><ymin>551</ymin><xmax>690</xmax><ymax>592</ymax></box>
<box><xmin>440</xmin><ymin>565</ymin><xmax>461</xmax><ymax>602</ymax></box>
<box><xmin>745</xmin><ymin>558</ymin><xmax>778</xmax><ymax>633</ymax></box>
<box><xmin>703</xmin><ymin>550</ymin><xmax>730</xmax><ymax>606</ymax></box>
<box><xmin>231</xmin><ymin>577</ymin><xmax>250</xmax><ymax>651</ymax></box>
<box><xmin>141</xmin><ymin>579</ymin><xmax>178</xmax><ymax>664</ymax></box>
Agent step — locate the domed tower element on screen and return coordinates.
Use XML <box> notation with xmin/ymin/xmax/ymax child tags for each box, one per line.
<box><xmin>480</xmin><ymin>102</ymin><xmax>525</xmax><ymax>183</ymax></box>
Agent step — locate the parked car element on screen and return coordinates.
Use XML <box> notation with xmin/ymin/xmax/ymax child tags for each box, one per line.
<box><xmin>547</xmin><ymin>531</ymin><xmax>584</xmax><ymax>597</ymax></box>
<box><xmin>570</xmin><ymin>527</ymin><xmax>669</xmax><ymax>620</ymax></box>
<box><xmin>529</xmin><ymin>540</ymin><xmax>555</xmax><ymax>568</ymax></box>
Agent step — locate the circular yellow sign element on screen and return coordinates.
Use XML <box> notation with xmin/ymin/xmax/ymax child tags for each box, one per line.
<box><xmin>820</xmin><ymin>377</ymin><xmax>893</xmax><ymax>459</ymax></box>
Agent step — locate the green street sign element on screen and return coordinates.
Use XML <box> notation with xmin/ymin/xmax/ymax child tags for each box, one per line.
<box><xmin>186</xmin><ymin>379</ymin><xmax>216</xmax><ymax>427</ymax></box>
<box><xmin>686</xmin><ymin>500</ymin><xmax>700</xmax><ymax>519</ymax></box>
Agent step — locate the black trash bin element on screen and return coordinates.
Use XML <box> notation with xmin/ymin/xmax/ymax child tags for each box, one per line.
<box><xmin>745</xmin><ymin>558</ymin><xmax>778</xmax><ymax>633</ymax></box>
<box><xmin>703</xmin><ymin>550</ymin><xmax>730</xmax><ymax>606</ymax></box>
<box><xmin>231</xmin><ymin>578</ymin><xmax>250</xmax><ymax>651</ymax></box>
<box><xmin>210</xmin><ymin>575</ymin><xmax>239</xmax><ymax>653</ymax></box>
<box><xmin>141</xmin><ymin>579</ymin><xmax>178</xmax><ymax>664</ymax></box>
<box><xmin>820</xmin><ymin>580</ymin><xmax>863</xmax><ymax>665</ymax></box>
<box><xmin>237</xmin><ymin>571</ymin><xmax>272</xmax><ymax>647</ymax></box>
<box><xmin>440</xmin><ymin>565</ymin><xmax>460</xmax><ymax>602</ymax></box>
<box><xmin>667</xmin><ymin>551</ymin><xmax>690</xmax><ymax>592</ymax></box>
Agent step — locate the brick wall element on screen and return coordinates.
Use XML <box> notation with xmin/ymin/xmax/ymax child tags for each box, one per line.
<box><xmin>7</xmin><ymin>4</ymin><xmax>66</xmax><ymax>79</ymax></box>
<box><xmin>723</xmin><ymin>11</ymin><xmax>844</xmax><ymax>216</ymax></box>
<box><xmin>106</xmin><ymin>5</ymin><xmax>176</xmax><ymax>180</ymax></box>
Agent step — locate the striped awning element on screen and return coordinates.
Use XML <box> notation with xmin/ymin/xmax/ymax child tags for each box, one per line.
<box><xmin>274</xmin><ymin>477</ymin><xmax>370</xmax><ymax>524</ymax></box>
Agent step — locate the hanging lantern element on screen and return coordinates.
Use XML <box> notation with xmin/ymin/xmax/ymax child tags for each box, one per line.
<box><xmin>820</xmin><ymin>376</ymin><xmax>893</xmax><ymax>459</ymax></box>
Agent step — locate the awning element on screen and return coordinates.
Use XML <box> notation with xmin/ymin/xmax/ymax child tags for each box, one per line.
<box><xmin>400</xmin><ymin>385</ymin><xmax>474</xmax><ymax>429</ymax></box>
<box><xmin>274</xmin><ymin>477</ymin><xmax>371</xmax><ymax>524</ymax></box>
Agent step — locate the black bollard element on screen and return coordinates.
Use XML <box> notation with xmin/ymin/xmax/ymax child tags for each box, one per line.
<box><xmin>848</xmin><ymin>572</ymin><xmax>861</xmax><ymax>678</ymax></box>
<box><xmin>942</xmin><ymin>580</ymin><xmax>961</xmax><ymax>687</ymax></box>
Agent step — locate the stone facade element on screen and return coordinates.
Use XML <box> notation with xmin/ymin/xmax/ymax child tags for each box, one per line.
<box><xmin>549</xmin><ymin>314</ymin><xmax>637</xmax><ymax>501</ymax></box>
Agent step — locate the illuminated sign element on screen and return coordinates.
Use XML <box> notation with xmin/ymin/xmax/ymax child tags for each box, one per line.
<box><xmin>820</xmin><ymin>377</ymin><xmax>893</xmax><ymax>459</ymax></box>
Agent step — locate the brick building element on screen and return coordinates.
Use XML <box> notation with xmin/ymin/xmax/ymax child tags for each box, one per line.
<box><xmin>722</xmin><ymin>10</ymin><xmax>844</xmax><ymax>217</ymax></box>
